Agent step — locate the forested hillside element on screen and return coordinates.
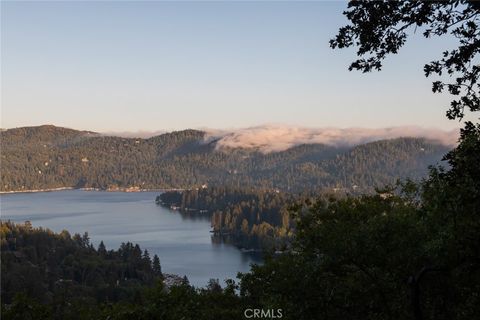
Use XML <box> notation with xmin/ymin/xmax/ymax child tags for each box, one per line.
<box><xmin>0</xmin><ymin>125</ymin><xmax>450</xmax><ymax>193</ymax></box>
<box><xmin>0</xmin><ymin>221</ymin><xmax>163</xmax><ymax>308</ymax></box>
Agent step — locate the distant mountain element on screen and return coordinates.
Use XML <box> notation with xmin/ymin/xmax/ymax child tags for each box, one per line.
<box><xmin>0</xmin><ymin>125</ymin><xmax>451</xmax><ymax>193</ymax></box>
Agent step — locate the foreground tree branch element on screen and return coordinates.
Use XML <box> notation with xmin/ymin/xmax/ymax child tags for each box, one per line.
<box><xmin>330</xmin><ymin>0</ymin><xmax>480</xmax><ymax>120</ymax></box>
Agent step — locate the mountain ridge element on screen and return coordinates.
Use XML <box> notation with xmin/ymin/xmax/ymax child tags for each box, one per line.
<box><xmin>1</xmin><ymin>124</ymin><xmax>457</xmax><ymax>148</ymax></box>
<box><xmin>1</xmin><ymin>125</ymin><xmax>451</xmax><ymax>193</ymax></box>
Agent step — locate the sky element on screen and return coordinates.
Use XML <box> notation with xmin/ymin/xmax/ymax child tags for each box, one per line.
<box><xmin>0</xmin><ymin>1</ymin><xmax>468</xmax><ymax>133</ymax></box>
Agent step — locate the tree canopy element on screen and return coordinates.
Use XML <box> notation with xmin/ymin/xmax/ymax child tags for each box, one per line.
<box><xmin>330</xmin><ymin>0</ymin><xmax>480</xmax><ymax>120</ymax></box>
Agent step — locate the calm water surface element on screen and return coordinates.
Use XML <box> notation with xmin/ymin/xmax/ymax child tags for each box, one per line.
<box><xmin>0</xmin><ymin>190</ymin><xmax>262</xmax><ymax>287</ymax></box>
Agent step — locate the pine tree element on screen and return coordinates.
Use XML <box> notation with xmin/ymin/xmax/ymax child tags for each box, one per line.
<box><xmin>81</xmin><ymin>232</ymin><xmax>90</xmax><ymax>247</ymax></box>
<box><xmin>152</xmin><ymin>254</ymin><xmax>162</xmax><ymax>275</ymax></box>
<box><xmin>98</xmin><ymin>241</ymin><xmax>107</xmax><ymax>256</ymax></box>
<box><xmin>142</xmin><ymin>250</ymin><xmax>152</xmax><ymax>271</ymax></box>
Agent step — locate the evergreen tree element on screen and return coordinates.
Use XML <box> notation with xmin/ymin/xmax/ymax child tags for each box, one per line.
<box><xmin>98</xmin><ymin>241</ymin><xmax>107</xmax><ymax>256</ymax></box>
<box><xmin>152</xmin><ymin>254</ymin><xmax>162</xmax><ymax>275</ymax></box>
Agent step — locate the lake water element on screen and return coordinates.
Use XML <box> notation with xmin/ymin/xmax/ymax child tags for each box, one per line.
<box><xmin>0</xmin><ymin>190</ymin><xmax>262</xmax><ymax>287</ymax></box>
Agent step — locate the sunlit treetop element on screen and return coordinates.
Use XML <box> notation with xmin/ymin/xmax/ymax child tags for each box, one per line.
<box><xmin>330</xmin><ymin>0</ymin><xmax>480</xmax><ymax>120</ymax></box>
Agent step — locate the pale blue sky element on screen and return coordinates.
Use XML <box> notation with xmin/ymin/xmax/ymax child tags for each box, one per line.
<box><xmin>1</xmin><ymin>1</ymin><xmax>465</xmax><ymax>132</ymax></box>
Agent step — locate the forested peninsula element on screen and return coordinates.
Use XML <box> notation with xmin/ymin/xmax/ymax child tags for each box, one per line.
<box><xmin>157</xmin><ymin>187</ymin><xmax>301</xmax><ymax>250</ymax></box>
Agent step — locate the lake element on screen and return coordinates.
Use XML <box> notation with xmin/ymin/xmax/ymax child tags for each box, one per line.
<box><xmin>0</xmin><ymin>190</ymin><xmax>262</xmax><ymax>287</ymax></box>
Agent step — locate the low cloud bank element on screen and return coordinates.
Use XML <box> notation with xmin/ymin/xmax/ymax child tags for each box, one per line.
<box><xmin>101</xmin><ymin>125</ymin><xmax>458</xmax><ymax>153</ymax></box>
<box><xmin>204</xmin><ymin>125</ymin><xmax>458</xmax><ymax>153</ymax></box>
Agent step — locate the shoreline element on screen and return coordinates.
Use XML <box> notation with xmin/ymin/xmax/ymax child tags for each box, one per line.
<box><xmin>0</xmin><ymin>187</ymin><xmax>184</xmax><ymax>195</ymax></box>
<box><xmin>0</xmin><ymin>187</ymin><xmax>75</xmax><ymax>194</ymax></box>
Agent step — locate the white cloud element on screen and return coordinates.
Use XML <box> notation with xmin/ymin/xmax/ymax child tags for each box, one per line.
<box><xmin>99</xmin><ymin>125</ymin><xmax>458</xmax><ymax>153</ymax></box>
<box><xmin>204</xmin><ymin>125</ymin><xmax>458</xmax><ymax>153</ymax></box>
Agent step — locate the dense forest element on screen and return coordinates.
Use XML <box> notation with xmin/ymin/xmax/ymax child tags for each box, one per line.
<box><xmin>158</xmin><ymin>187</ymin><xmax>305</xmax><ymax>249</ymax></box>
<box><xmin>1</xmin><ymin>221</ymin><xmax>163</xmax><ymax>308</ymax></box>
<box><xmin>2</xmin><ymin>124</ymin><xmax>479</xmax><ymax>320</ymax></box>
<box><xmin>0</xmin><ymin>125</ymin><xmax>449</xmax><ymax>193</ymax></box>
